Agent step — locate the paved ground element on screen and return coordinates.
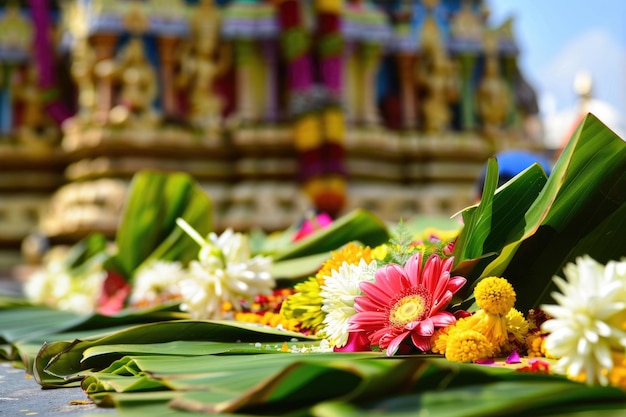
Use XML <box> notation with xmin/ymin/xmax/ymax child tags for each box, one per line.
<box><xmin>0</xmin><ymin>362</ymin><xmax>115</xmax><ymax>416</ymax></box>
<box><xmin>0</xmin><ymin>272</ymin><xmax>115</xmax><ymax>416</ymax></box>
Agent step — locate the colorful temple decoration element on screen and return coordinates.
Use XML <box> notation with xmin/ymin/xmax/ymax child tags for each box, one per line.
<box><xmin>276</xmin><ymin>0</ymin><xmax>347</xmax><ymax>216</ymax></box>
<box><xmin>0</xmin><ymin>0</ymin><xmax>544</xmax><ymax>266</ymax></box>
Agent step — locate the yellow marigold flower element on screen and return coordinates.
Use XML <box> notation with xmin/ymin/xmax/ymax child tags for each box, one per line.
<box><xmin>609</xmin><ymin>351</ymin><xmax>626</xmax><ymax>390</ymax></box>
<box><xmin>526</xmin><ymin>333</ymin><xmax>545</xmax><ymax>358</ymax></box>
<box><xmin>445</xmin><ymin>329</ymin><xmax>494</xmax><ymax>363</ymax></box>
<box><xmin>461</xmin><ymin>310</ymin><xmax>509</xmax><ymax>354</ymax></box>
<box><xmin>293</xmin><ymin>114</ymin><xmax>321</xmax><ymax>150</ymax></box>
<box><xmin>322</xmin><ymin>108</ymin><xmax>345</xmax><ymax>144</ymax></box>
<box><xmin>525</xmin><ymin>332</ymin><xmax>558</xmax><ymax>359</ymax></box>
<box><xmin>474</xmin><ymin>276</ymin><xmax>516</xmax><ymax>316</ymax></box>
<box><xmin>506</xmin><ymin>308</ymin><xmax>529</xmax><ymax>343</ymax></box>
<box><xmin>316</xmin><ymin>242</ymin><xmax>373</xmax><ymax>284</ymax></box>
<box><xmin>431</xmin><ymin>325</ymin><xmax>452</xmax><ymax>355</ymax></box>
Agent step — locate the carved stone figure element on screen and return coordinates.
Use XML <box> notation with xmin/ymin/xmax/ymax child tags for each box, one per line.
<box><xmin>108</xmin><ymin>37</ymin><xmax>158</xmax><ymax>127</ymax></box>
<box><xmin>417</xmin><ymin>49</ymin><xmax>460</xmax><ymax>133</ymax></box>
<box><xmin>0</xmin><ymin>2</ymin><xmax>33</xmax><ymax>52</ymax></box>
<box><xmin>177</xmin><ymin>0</ymin><xmax>229</xmax><ymax>131</ymax></box>
<box><xmin>13</xmin><ymin>65</ymin><xmax>58</xmax><ymax>145</ymax></box>
<box><xmin>70</xmin><ymin>38</ymin><xmax>97</xmax><ymax>123</ymax></box>
<box><xmin>477</xmin><ymin>55</ymin><xmax>511</xmax><ymax>134</ymax></box>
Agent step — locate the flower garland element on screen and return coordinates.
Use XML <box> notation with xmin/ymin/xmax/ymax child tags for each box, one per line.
<box><xmin>276</xmin><ymin>0</ymin><xmax>347</xmax><ymax>217</ymax></box>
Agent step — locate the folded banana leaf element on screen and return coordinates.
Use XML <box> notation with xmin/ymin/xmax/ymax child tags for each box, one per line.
<box><xmin>453</xmin><ymin>113</ymin><xmax>626</xmax><ymax>311</ymax></box>
<box><xmin>33</xmin><ymin>319</ymin><xmax>317</xmax><ymax>387</ymax></box>
<box><xmin>77</xmin><ymin>352</ymin><xmax>625</xmax><ymax>417</ymax></box>
<box><xmin>106</xmin><ymin>170</ymin><xmax>213</xmax><ymax>280</ymax></box>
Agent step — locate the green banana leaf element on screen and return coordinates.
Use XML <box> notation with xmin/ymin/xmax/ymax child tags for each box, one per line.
<box><xmin>1</xmin><ymin>302</ymin><xmax>183</xmax><ymax>371</ymax></box>
<box><xmin>270</xmin><ymin>209</ymin><xmax>390</xmax><ymax>261</ymax></box>
<box><xmin>271</xmin><ymin>250</ymin><xmax>333</xmax><ymax>281</ymax></box>
<box><xmin>76</xmin><ymin>352</ymin><xmax>625</xmax><ymax>417</ymax></box>
<box><xmin>106</xmin><ymin>170</ymin><xmax>213</xmax><ymax>279</ymax></box>
<box><xmin>34</xmin><ymin>319</ymin><xmax>317</xmax><ymax>387</ymax></box>
<box><xmin>452</xmin><ymin>113</ymin><xmax>626</xmax><ymax>311</ymax></box>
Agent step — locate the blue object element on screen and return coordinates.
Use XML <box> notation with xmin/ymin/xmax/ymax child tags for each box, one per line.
<box><xmin>476</xmin><ymin>150</ymin><xmax>552</xmax><ymax>196</ymax></box>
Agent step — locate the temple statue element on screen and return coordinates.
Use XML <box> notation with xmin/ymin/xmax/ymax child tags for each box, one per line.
<box><xmin>450</xmin><ymin>0</ymin><xmax>483</xmax><ymax>45</ymax></box>
<box><xmin>477</xmin><ymin>33</ymin><xmax>511</xmax><ymax>137</ymax></box>
<box><xmin>0</xmin><ymin>2</ymin><xmax>33</xmax><ymax>53</ymax></box>
<box><xmin>221</xmin><ymin>0</ymin><xmax>278</xmax><ymax>128</ymax></box>
<box><xmin>0</xmin><ymin>0</ymin><xmax>544</xmax><ymax>263</ymax></box>
<box><xmin>0</xmin><ymin>2</ymin><xmax>34</xmax><ymax>138</ymax></box>
<box><xmin>419</xmin><ymin>0</ymin><xmax>446</xmax><ymax>58</ymax></box>
<box><xmin>108</xmin><ymin>37</ymin><xmax>159</xmax><ymax>127</ymax></box>
<box><xmin>390</xmin><ymin>1</ymin><xmax>418</xmax><ymax>130</ymax></box>
<box><xmin>477</xmin><ymin>55</ymin><xmax>511</xmax><ymax>136</ymax></box>
<box><xmin>177</xmin><ymin>0</ymin><xmax>230</xmax><ymax>132</ymax></box>
<box><xmin>70</xmin><ymin>38</ymin><xmax>97</xmax><ymax>124</ymax></box>
<box><xmin>342</xmin><ymin>0</ymin><xmax>390</xmax><ymax>127</ymax></box>
<box><xmin>12</xmin><ymin>65</ymin><xmax>58</xmax><ymax>146</ymax></box>
<box><xmin>417</xmin><ymin>47</ymin><xmax>460</xmax><ymax>134</ymax></box>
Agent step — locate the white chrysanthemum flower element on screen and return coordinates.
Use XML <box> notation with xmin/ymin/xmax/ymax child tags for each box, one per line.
<box><xmin>541</xmin><ymin>255</ymin><xmax>626</xmax><ymax>386</ymax></box>
<box><xmin>129</xmin><ymin>260</ymin><xmax>185</xmax><ymax>306</ymax></box>
<box><xmin>24</xmin><ymin>260</ymin><xmax>69</xmax><ymax>306</ymax></box>
<box><xmin>178</xmin><ymin>228</ymin><xmax>274</xmax><ymax>320</ymax></box>
<box><xmin>24</xmin><ymin>258</ymin><xmax>106</xmax><ymax>315</ymax></box>
<box><xmin>319</xmin><ymin>259</ymin><xmax>378</xmax><ymax>348</ymax></box>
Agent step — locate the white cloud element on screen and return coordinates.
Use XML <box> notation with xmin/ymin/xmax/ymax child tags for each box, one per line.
<box><xmin>538</xmin><ymin>28</ymin><xmax>626</xmax><ymax>147</ymax></box>
<box><xmin>538</xmin><ymin>27</ymin><xmax>626</xmax><ymax>115</ymax></box>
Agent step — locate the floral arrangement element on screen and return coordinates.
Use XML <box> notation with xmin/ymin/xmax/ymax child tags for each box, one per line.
<box><xmin>2</xmin><ymin>114</ymin><xmax>626</xmax><ymax>415</ymax></box>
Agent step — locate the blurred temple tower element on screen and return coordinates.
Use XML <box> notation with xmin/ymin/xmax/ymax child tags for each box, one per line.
<box><xmin>0</xmin><ymin>0</ymin><xmax>544</xmax><ymax>267</ymax></box>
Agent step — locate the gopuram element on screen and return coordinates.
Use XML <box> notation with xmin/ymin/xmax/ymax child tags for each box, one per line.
<box><xmin>0</xmin><ymin>0</ymin><xmax>543</xmax><ymax>266</ymax></box>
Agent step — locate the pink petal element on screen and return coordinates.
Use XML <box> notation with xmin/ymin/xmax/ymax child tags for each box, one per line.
<box><xmin>349</xmin><ymin>311</ymin><xmax>388</xmax><ymax>331</ymax></box>
<box><xmin>359</xmin><ymin>281</ymin><xmax>392</xmax><ymax>308</ymax></box>
<box><xmin>368</xmin><ymin>326</ymin><xmax>397</xmax><ymax>346</ymax></box>
<box><xmin>421</xmin><ymin>254</ymin><xmax>442</xmax><ymax>292</ymax></box>
<box><xmin>410</xmin><ymin>333</ymin><xmax>431</xmax><ymax>352</ymax></box>
<box><xmin>354</xmin><ymin>296</ymin><xmax>387</xmax><ymax>313</ymax></box>
<box><xmin>431</xmin><ymin>290</ymin><xmax>453</xmax><ymax>313</ymax></box>
<box><xmin>404</xmin><ymin>252</ymin><xmax>423</xmax><ymax>287</ymax></box>
<box><xmin>447</xmin><ymin>276</ymin><xmax>467</xmax><ymax>294</ymax></box>
<box><xmin>454</xmin><ymin>309</ymin><xmax>472</xmax><ymax>319</ymax></box>
<box><xmin>385</xmin><ymin>332</ymin><xmax>408</xmax><ymax>356</ymax></box>
<box><xmin>476</xmin><ymin>358</ymin><xmax>496</xmax><ymax>365</ymax></box>
<box><xmin>334</xmin><ymin>332</ymin><xmax>371</xmax><ymax>352</ymax></box>
<box><xmin>293</xmin><ymin>213</ymin><xmax>333</xmax><ymax>241</ymax></box>
<box><xmin>429</xmin><ymin>311</ymin><xmax>456</xmax><ymax>327</ymax></box>
<box><xmin>380</xmin><ymin>264</ymin><xmax>410</xmax><ymax>295</ymax></box>
<box><xmin>441</xmin><ymin>256</ymin><xmax>455</xmax><ymax>276</ymax></box>
<box><xmin>97</xmin><ymin>271</ymin><xmax>131</xmax><ymax>315</ymax></box>
<box><xmin>506</xmin><ymin>350</ymin><xmax>521</xmax><ymax>364</ymax></box>
<box><xmin>415</xmin><ymin>318</ymin><xmax>435</xmax><ymax>336</ymax></box>
<box><xmin>431</xmin><ymin>272</ymin><xmax>450</xmax><ymax>302</ymax></box>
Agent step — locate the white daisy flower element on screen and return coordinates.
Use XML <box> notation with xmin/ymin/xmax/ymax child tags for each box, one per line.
<box><xmin>319</xmin><ymin>259</ymin><xmax>378</xmax><ymax>348</ymax></box>
<box><xmin>177</xmin><ymin>225</ymin><xmax>274</xmax><ymax>320</ymax></box>
<box><xmin>129</xmin><ymin>260</ymin><xmax>186</xmax><ymax>307</ymax></box>
<box><xmin>541</xmin><ymin>255</ymin><xmax>626</xmax><ymax>386</ymax></box>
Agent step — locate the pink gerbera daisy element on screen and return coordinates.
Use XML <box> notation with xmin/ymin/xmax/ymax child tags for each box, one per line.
<box><xmin>349</xmin><ymin>252</ymin><xmax>466</xmax><ymax>356</ymax></box>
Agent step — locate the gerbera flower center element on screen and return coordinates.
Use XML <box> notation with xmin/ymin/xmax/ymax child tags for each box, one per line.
<box><xmin>389</xmin><ymin>285</ymin><xmax>432</xmax><ymax>327</ymax></box>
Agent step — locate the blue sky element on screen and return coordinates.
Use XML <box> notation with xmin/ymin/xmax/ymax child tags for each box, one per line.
<box><xmin>487</xmin><ymin>0</ymin><xmax>626</xmax><ymax>142</ymax></box>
